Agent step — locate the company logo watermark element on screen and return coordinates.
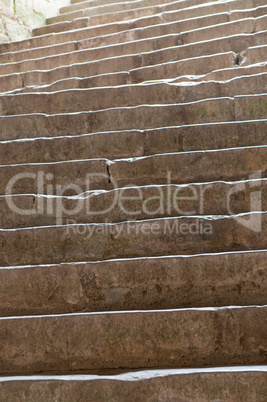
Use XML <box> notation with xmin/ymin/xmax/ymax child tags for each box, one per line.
<box><xmin>4</xmin><ymin>170</ymin><xmax>264</xmax><ymax>237</ymax></box>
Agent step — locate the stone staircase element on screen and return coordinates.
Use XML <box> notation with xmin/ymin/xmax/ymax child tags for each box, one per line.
<box><xmin>0</xmin><ymin>0</ymin><xmax>266</xmax><ymax>400</ymax></box>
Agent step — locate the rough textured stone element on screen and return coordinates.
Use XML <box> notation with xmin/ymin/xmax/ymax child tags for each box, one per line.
<box><xmin>0</xmin><ymin>95</ymin><xmax>264</xmax><ymax>141</ymax></box>
<box><xmin>0</xmin><ymin>0</ymin><xmax>266</xmax><ymax>394</ymax></box>
<box><xmin>0</xmin><ymin>214</ymin><xmax>267</xmax><ymax>266</ymax></box>
<box><xmin>0</xmin><ymin>120</ymin><xmax>266</xmax><ymax>165</ymax></box>
<box><xmin>0</xmin><ymin>306</ymin><xmax>266</xmax><ymax>375</ymax></box>
<box><xmin>0</xmin><ymin>251</ymin><xmax>265</xmax><ymax>316</ymax></box>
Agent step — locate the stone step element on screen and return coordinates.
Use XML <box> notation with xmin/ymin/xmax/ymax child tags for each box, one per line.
<box><xmin>47</xmin><ymin>10</ymin><xmax>86</xmax><ymax>24</ymax></box>
<box><xmin>1</xmin><ymin>120</ymin><xmax>265</xmax><ymax>165</ymax></box>
<box><xmin>0</xmin><ymin>94</ymin><xmax>266</xmax><ymax>141</ymax></box>
<box><xmin>0</xmin><ymin>211</ymin><xmax>266</xmax><ymax>266</ymax></box>
<box><xmin>70</xmin><ymin>0</ymin><xmax>129</xmax><ymax>5</ymax></box>
<box><xmin>47</xmin><ymin>0</ymin><xmax>175</xmax><ymax>26</ymax></box>
<box><xmin>33</xmin><ymin>0</ymin><xmax>267</xmax><ymax>36</ymax></box>
<box><xmin>0</xmin><ymin>367</ymin><xmax>266</xmax><ymax>401</ymax></box>
<box><xmin>0</xmin><ymin>306</ymin><xmax>266</xmax><ymax>374</ymax></box>
<box><xmin>9</xmin><ymin>71</ymin><xmax>131</xmax><ymax>94</ymax></box>
<box><xmin>130</xmin><ymin>54</ymin><xmax>266</xmax><ymax>84</ymax></box>
<box><xmin>84</xmin><ymin>0</ymin><xmax>266</xmax><ymax>25</ymax></box>
<box><xmin>0</xmin><ymin>42</ymin><xmax>78</xmax><ymax>65</ymax></box>
<box><xmin>0</xmin><ymin>0</ymin><xmax>263</xmax><ymax>54</ymax></box>
<box><xmin>34</xmin><ymin>0</ymin><xmax>207</xmax><ymax>35</ymax></box>
<box><xmin>2</xmin><ymin>73</ymin><xmax>266</xmax><ymax>116</ymax></box>
<box><xmin>1</xmin><ymin>178</ymin><xmax>266</xmax><ymax>228</ymax></box>
<box><xmin>1</xmin><ymin>30</ymin><xmax>265</xmax><ymax>94</ymax></box>
<box><xmin>58</xmin><ymin>0</ymin><xmax>177</xmax><ymax>18</ymax></box>
<box><xmin>77</xmin><ymin>8</ymin><xmax>267</xmax><ymax>53</ymax></box>
<box><xmin>70</xmin><ymin>0</ymin><xmax>128</xmax><ymax>5</ymax></box>
<box><xmin>1</xmin><ymin>17</ymin><xmax>263</xmax><ymax>76</ymax></box>
<box><xmin>33</xmin><ymin>17</ymin><xmax>91</xmax><ymax>37</ymax></box>
<box><xmin>0</xmin><ymin>6</ymin><xmax>251</xmax><ymax>66</ymax></box>
<box><xmin>1</xmin><ymin>158</ymin><xmax>109</xmax><ymax>195</ymax></box>
<box><xmin>0</xmin><ymin>251</ymin><xmax>266</xmax><ymax>315</ymax></box>
<box><xmin>198</xmin><ymin>61</ymin><xmax>267</xmax><ymax>83</ymax></box>
<box><xmin>80</xmin><ymin>0</ymin><xmax>267</xmax><ymax>28</ymax></box>
<box><xmin>1</xmin><ymin>4</ymin><xmax>264</xmax><ymax>74</ymax></box>
<box><xmin>8</xmin><ymin>58</ymin><xmax>267</xmax><ymax>96</ymax></box>
<box><xmin>244</xmin><ymin>44</ymin><xmax>267</xmax><ymax>65</ymax></box>
<box><xmin>108</xmin><ymin>146</ymin><xmax>267</xmax><ymax>188</ymax></box>
<box><xmin>2</xmin><ymin>145</ymin><xmax>266</xmax><ymax>195</ymax></box>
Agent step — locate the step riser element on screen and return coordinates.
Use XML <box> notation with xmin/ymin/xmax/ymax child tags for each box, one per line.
<box><xmin>0</xmin><ymin>252</ymin><xmax>266</xmax><ymax>316</ymax></box>
<box><xmin>201</xmin><ymin>62</ymin><xmax>267</xmax><ymax>82</ymax></box>
<box><xmin>1</xmin><ymin>159</ymin><xmax>108</xmax><ymax>195</ymax></box>
<box><xmin>110</xmin><ymin>146</ymin><xmax>267</xmax><ymax>188</ymax></box>
<box><xmin>16</xmin><ymin>72</ymin><xmax>130</xmax><ymax>94</ymax></box>
<box><xmin>0</xmin><ymin>147</ymin><xmax>267</xmax><ymax>195</ymax></box>
<box><xmin>0</xmin><ymin>95</ymin><xmax>266</xmax><ymax>141</ymax></box>
<box><xmin>1</xmin><ymin>120</ymin><xmax>265</xmax><ymax>164</ymax></box>
<box><xmin>245</xmin><ymin>45</ymin><xmax>267</xmax><ymax>65</ymax></box>
<box><xmin>2</xmin><ymin>19</ymin><xmax>258</xmax><ymax>76</ymax></box>
<box><xmin>0</xmin><ymin>371</ymin><xmax>266</xmax><ymax>402</ymax></box>
<box><xmin>47</xmin><ymin>10</ymin><xmax>84</xmax><ymax>24</ymax></box>
<box><xmin>1</xmin><ymin>146</ymin><xmax>266</xmax><ymax>195</ymax></box>
<box><xmin>2</xmin><ymin>74</ymin><xmax>267</xmax><ymax>116</ymax></box>
<box><xmin>0</xmin><ymin>215</ymin><xmax>266</xmax><ymax>266</ymax></box>
<box><xmin>0</xmin><ymin>42</ymin><xmax>78</xmax><ymax>65</ymax></box>
<box><xmin>2</xmin><ymin>31</ymin><xmax>264</xmax><ymax>95</ymax></box>
<box><xmin>2</xmin><ymin>180</ymin><xmax>267</xmax><ymax>228</ymax></box>
<box><xmin>131</xmin><ymin>50</ymin><xmax>266</xmax><ymax>83</ymax></box>
<box><xmin>0</xmin><ymin>307</ymin><xmax>266</xmax><ymax>374</ymax></box>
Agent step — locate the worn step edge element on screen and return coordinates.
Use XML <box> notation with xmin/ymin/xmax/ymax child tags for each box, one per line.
<box><xmin>0</xmin><ymin>249</ymin><xmax>266</xmax><ymax>316</ymax></box>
